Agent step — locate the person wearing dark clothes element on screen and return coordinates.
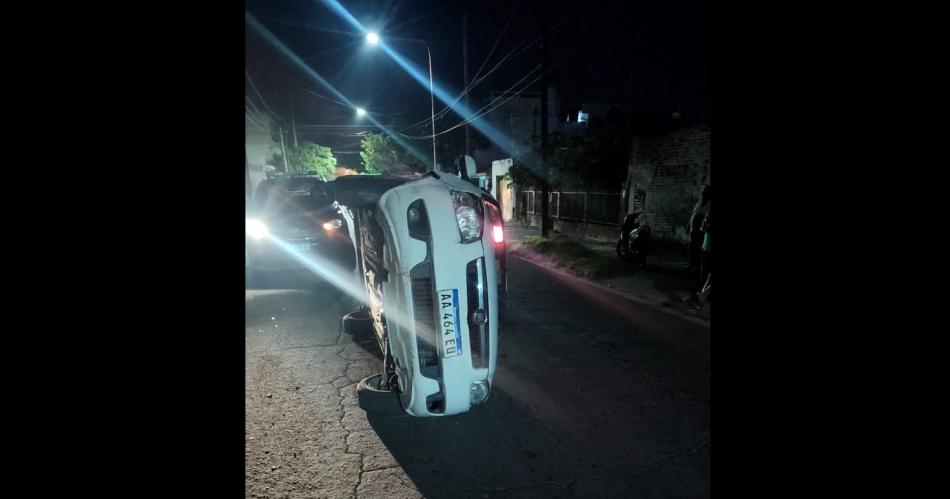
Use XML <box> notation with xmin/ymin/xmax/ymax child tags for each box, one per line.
<box><xmin>700</xmin><ymin>203</ymin><xmax>711</xmax><ymax>286</ymax></box>
<box><xmin>617</xmin><ymin>212</ymin><xmax>642</xmax><ymax>255</ymax></box>
<box><xmin>697</xmin><ymin>273</ymin><xmax>710</xmax><ymax>305</ymax></box>
<box><xmin>685</xmin><ymin>204</ymin><xmax>711</xmax><ymax>309</ymax></box>
<box><xmin>687</xmin><ymin>186</ymin><xmax>711</xmax><ymax>273</ymax></box>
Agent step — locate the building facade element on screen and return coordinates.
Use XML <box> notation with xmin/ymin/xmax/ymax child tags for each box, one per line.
<box><xmin>624</xmin><ymin>125</ymin><xmax>711</xmax><ymax>243</ymax></box>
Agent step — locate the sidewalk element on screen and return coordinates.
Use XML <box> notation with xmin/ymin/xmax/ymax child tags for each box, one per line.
<box><xmin>505</xmin><ymin>224</ymin><xmax>710</xmax><ymax>324</ymax></box>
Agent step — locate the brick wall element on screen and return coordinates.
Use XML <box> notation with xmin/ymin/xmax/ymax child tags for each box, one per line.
<box><xmin>626</xmin><ymin>126</ymin><xmax>710</xmax><ymax>243</ymax></box>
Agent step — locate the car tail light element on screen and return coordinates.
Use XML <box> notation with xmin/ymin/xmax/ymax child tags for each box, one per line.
<box><xmin>484</xmin><ymin>200</ymin><xmax>503</xmax><ymax>244</ymax></box>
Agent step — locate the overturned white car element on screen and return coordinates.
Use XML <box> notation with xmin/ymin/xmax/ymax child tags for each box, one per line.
<box><xmin>336</xmin><ymin>160</ymin><xmax>506</xmax><ymax>417</ymax></box>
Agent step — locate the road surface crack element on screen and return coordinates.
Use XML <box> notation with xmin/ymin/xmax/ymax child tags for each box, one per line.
<box><xmin>331</xmin><ymin>342</ymin><xmax>366</xmax><ymax>499</ymax></box>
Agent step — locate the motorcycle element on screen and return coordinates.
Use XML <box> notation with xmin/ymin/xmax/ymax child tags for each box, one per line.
<box><xmin>616</xmin><ymin>212</ymin><xmax>652</xmax><ymax>266</ymax></box>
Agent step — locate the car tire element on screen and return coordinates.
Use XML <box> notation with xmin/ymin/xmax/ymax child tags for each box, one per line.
<box><xmin>356</xmin><ymin>373</ymin><xmax>405</xmax><ymax>416</ymax></box>
<box><xmin>342</xmin><ymin>309</ymin><xmax>373</xmax><ymax>335</ymax></box>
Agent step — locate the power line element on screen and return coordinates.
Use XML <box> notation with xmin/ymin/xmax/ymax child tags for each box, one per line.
<box><xmin>386</xmin><ymin>4</ymin><xmax>450</xmax><ymax>33</ymax></box>
<box><xmin>245</xmin><ymin>102</ymin><xmax>265</xmax><ymax>123</ymax></box>
<box><xmin>397</xmin><ymin>17</ymin><xmax>567</xmax><ymax>133</ymax></box>
<box><xmin>302</xmin><ymin>89</ymin><xmax>351</xmax><ymax>109</ymax></box>
<box><xmin>396</xmin><ymin>41</ymin><xmax>527</xmax><ymax>132</ymax></box>
<box><xmin>245</xmin><ymin>95</ymin><xmax>266</xmax><ymax>117</ymax></box>
<box><xmin>460</xmin><ymin>55</ymin><xmax>570</xmax><ymax>131</ymax></box>
<box><xmin>397</xmin><ymin>36</ymin><xmax>534</xmax><ymax>132</ymax></box>
<box><xmin>396</xmin><ymin>28</ymin><xmax>547</xmax><ymax>131</ymax></box>
<box><xmin>401</xmin><ymin>52</ymin><xmax>572</xmax><ymax>141</ymax></box>
<box><xmin>471</xmin><ymin>0</ymin><xmax>523</xmax><ymax>82</ymax></box>
<box><xmin>302</xmin><ymin>39</ymin><xmax>361</xmax><ymax>62</ymax></box>
<box><xmin>253</xmin><ymin>10</ymin><xmax>359</xmax><ymax>38</ymax></box>
<box><xmin>246</xmin><ymin>71</ymin><xmax>276</xmax><ymax>117</ymax></box>
<box><xmin>246</xmin><ymin>110</ymin><xmax>267</xmax><ymax>132</ymax></box>
<box><xmin>401</xmin><ymin>63</ymin><xmax>544</xmax><ymax>139</ymax></box>
<box><xmin>297</xmin><ymin>124</ymin><xmax>381</xmax><ymax>128</ymax></box>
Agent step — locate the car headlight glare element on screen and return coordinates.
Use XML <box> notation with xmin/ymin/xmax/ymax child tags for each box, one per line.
<box><xmin>246</xmin><ymin>218</ymin><xmax>269</xmax><ymax>240</ymax></box>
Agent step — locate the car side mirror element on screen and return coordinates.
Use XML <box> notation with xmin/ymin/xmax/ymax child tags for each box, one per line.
<box><xmin>458</xmin><ymin>155</ymin><xmax>476</xmax><ymax>181</ymax></box>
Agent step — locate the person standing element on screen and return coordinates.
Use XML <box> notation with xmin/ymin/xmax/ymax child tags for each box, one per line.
<box><xmin>697</xmin><ymin>273</ymin><xmax>711</xmax><ymax>305</ymax></box>
<box><xmin>687</xmin><ymin>186</ymin><xmax>711</xmax><ymax>273</ymax></box>
<box><xmin>685</xmin><ymin>202</ymin><xmax>712</xmax><ymax>310</ymax></box>
<box><xmin>700</xmin><ymin>201</ymin><xmax>711</xmax><ymax>286</ymax></box>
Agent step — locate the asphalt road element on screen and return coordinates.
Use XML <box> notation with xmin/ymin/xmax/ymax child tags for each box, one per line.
<box><xmin>246</xmin><ymin>253</ymin><xmax>710</xmax><ymax>498</ymax></box>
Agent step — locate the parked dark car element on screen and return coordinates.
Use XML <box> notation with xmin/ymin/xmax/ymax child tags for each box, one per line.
<box><xmin>245</xmin><ymin>175</ymin><xmax>356</xmax><ymax>288</ymax></box>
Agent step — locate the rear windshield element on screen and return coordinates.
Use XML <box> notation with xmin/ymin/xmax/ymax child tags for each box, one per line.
<box><xmin>255</xmin><ymin>181</ymin><xmax>332</xmax><ymax>219</ymax></box>
<box><xmin>281</xmin><ymin>177</ymin><xmax>324</xmax><ymax>193</ymax></box>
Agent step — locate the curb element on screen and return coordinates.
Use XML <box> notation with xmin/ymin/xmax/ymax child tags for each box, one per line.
<box><xmin>509</xmin><ymin>253</ymin><xmax>710</xmax><ymax>327</ymax></box>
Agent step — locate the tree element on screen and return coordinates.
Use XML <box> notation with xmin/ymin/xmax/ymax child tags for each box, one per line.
<box><xmin>505</xmin><ymin>125</ymin><xmax>630</xmax><ymax>191</ymax></box>
<box><xmin>360</xmin><ymin>132</ymin><xmax>426</xmax><ymax>175</ymax></box>
<box><xmin>506</xmin><ymin>157</ymin><xmax>541</xmax><ymax>188</ymax></box>
<box><xmin>270</xmin><ymin>141</ymin><xmax>337</xmax><ymax>177</ymax></box>
<box><xmin>548</xmin><ymin>127</ymin><xmax>630</xmax><ymax>190</ymax></box>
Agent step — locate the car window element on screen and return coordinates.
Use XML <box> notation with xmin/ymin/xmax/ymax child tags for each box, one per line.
<box><xmin>258</xmin><ymin>189</ymin><xmax>333</xmax><ymax>220</ymax></box>
<box><xmin>283</xmin><ymin>177</ymin><xmax>323</xmax><ymax>193</ymax></box>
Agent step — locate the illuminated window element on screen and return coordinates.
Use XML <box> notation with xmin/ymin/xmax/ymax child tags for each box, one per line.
<box><xmin>578</xmin><ymin>111</ymin><xmax>589</xmax><ymax>123</ymax></box>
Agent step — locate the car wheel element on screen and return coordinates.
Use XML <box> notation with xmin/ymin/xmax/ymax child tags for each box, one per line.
<box><xmin>342</xmin><ymin>309</ymin><xmax>372</xmax><ymax>335</ymax></box>
<box><xmin>356</xmin><ymin>373</ymin><xmax>405</xmax><ymax>416</ymax></box>
<box><xmin>396</xmin><ymin>369</ymin><xmax>413</xmax><ymax>411</ymax></box>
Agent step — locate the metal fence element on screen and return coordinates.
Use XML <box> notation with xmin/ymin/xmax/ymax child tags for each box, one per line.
<box><xmin>522</xmin><ymin>190</ymin><xmax>623</xmax><ymax>225</ymax></box>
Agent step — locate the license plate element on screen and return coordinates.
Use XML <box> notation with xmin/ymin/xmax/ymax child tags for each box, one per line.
<box><xmin>438</xmin><ymin>289</ymin><xmax>463</xmax><ymax>358</ymax></box>
<box><xmin>291</xmin><ymin>243</ymin><xmax>311</xmax><ymax>252</ymax></box>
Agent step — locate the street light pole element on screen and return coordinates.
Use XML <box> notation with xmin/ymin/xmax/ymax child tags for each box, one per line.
<box><xmin>462</xmin><ymin>4</ymin><xmax>470</xmax><ymax>156</ymax></box>
<box><xmin>367</xmin><ymin>32</ymin><xmax>438</xmax><ymax>172</ymax></box>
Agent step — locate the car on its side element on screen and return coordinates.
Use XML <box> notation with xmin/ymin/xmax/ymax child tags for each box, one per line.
<box><xmin>336</xmin><ymin>160</ymin><xmax>505</xmax><ymax>417</ymax></box>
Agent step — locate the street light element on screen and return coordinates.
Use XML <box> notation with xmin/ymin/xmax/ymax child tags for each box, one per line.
<box><xmin>365</xmin><ymin>33</ymin><xmax>438</xmax><ymax>172</ymax></box>
<box><xmin>355</xmin><ymin>107</ymin><xmax>367</xmax><ymax>117</ymax></box>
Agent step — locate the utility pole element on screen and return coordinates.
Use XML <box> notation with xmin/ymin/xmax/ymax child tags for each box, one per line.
<box><xmin>246</xmin><ymin>150</ymin><xmax>252</xmax><ymax>205</ymax></box>
<box><xmin>462</xmin><ymin>3</ymin><xmax>470</xmax><ymax>155</ymax></box>
<box><xmin>290</xmin><ymin>97</ymin><xmax>298</xmax><ymax>147</ymax></box>
<box><xmin>279</xmin><ymin>126</ymin><xmax>290</xmax><ymax>173</ymax></box>
<box><xmin>539</xmin><ymin>16</ymin><xmax>550</xmax><ymax>237</ymax></box>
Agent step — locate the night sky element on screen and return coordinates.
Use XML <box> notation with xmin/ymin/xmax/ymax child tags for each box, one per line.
<box><xmin>246</xmin><ymin>0</ymin><xmax>711</xmax><ymax>166</ymax></box>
